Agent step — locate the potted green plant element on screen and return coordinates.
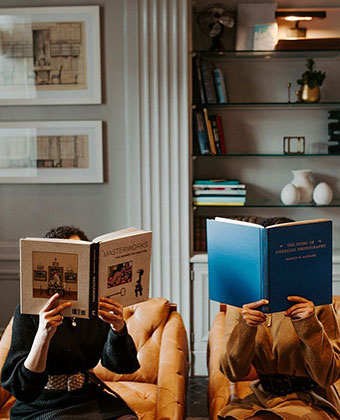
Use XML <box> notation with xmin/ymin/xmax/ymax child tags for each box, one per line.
<box><xmin>297</xmin><ymin>58</ymin><xmax>326</xmax><ymax>103</ymax></box>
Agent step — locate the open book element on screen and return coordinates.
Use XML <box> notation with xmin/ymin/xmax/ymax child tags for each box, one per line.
<box><xmin>207</xmin><ymin>217</ymin><xmax>332</xmax><ymax>313</ymax></box>
<box><xmin>20</xmin><ymin>227</ymin><xmax>152</xmax><ymax>318</ymax></box>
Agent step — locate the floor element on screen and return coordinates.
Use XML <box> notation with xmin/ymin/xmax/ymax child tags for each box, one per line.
<box><xmin>186</xmin><ymin>375</ymin><xmax>209</xmax><ymax>420</ymax></box>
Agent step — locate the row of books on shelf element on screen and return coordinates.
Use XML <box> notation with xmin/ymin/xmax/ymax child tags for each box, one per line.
<box><xmin>193</xmin><ymin>179</ymin><xmax>247</xmax><ymax>206</ymax></box>
<box><xmin>193</xmin><ymin>57</ymin><xmax>228</xmax><ymax>105</ymax></box>
<box><xmin>193</xmin><ymin>109</ymin><xmax>226</xmax><ymax>155</ymax></box>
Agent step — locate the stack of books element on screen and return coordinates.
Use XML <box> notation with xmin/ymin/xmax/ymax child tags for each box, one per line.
<box><xmin>193</xmin><ymin>179</ymin><xmax>247</xmax><ymax>206</ymax></box>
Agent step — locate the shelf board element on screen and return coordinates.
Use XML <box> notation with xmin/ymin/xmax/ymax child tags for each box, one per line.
<box><xmin>193</xmin><ymin>153</ymin><xmax>340</xmax><ymax>157</ymax></box>
<box><xmin>193</xmin><ymin>49</ymin><xmax>340</xmax><ymax>59</ymax></box>
<box><xmin>193</xmin><ymin>201</ymin><xmax>340</xmax><ymax>208</ymax></box>
<box><xmin>193</xmin><ymin>102</ymin><xmax>340</xmax><ymax>109</ymax></box>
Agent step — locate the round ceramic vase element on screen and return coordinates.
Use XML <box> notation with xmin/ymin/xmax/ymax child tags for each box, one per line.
<box><xmin>280</xmin><ymin>183</ymin><xmax>300</xmax><ymax>205</ymax></box>
<box><xmin>313</xmin><ymin>182</ymin><xmax>333</xmax><ymax>205</ymax></box>
<box><xmin>291</xmin><ymin>169</ymin><xmax>314</xmax><ymax>203</ymax></box>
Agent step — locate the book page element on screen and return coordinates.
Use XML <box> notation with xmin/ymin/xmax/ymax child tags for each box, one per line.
<box><xmin>267</xmin><ymin>218</ymin><xmax>330</xmax><ymax>229</ymax></box>
<box><xmin>215</xmin><ymin>216</ymin><xmax>264</xmax><ymax>228</ymax></box>
<box><xmin>93</xmin><ymin>227</ymin><xmax>141</xmax><ymax>243</ymax></box>
<box><xmin>24</xmin><ymin>237</ymin><xmax>91</xmax><ymax>244</ymax></box>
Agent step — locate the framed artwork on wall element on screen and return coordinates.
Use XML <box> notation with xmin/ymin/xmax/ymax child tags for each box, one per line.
<box><xmin>0</xmin><ymin>120</ymin><xmax>103</xmax><ymax>183</ymax></box>
<box><xmin>0</xmin><ymin>6</ymin><xmax>101</xmax><ymax>105</ymax></box>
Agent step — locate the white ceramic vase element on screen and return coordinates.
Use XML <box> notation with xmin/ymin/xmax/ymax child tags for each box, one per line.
<box><xmin>280</xmin><ymin>183</ymin><xmax>301</xmax><ymax>205</ymax></box>
<box><xmin>291</xmin><ymin>169</ymin><xmax>314</xmax><ymax>203</ymax></box>
<box><xmin>313</xmin><ymin>182</ymin><xmax>333</xmax><ymax>205</ymax></box>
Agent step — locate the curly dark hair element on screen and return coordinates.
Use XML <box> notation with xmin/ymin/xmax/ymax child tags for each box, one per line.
<box><xmin>260</xmin><ymin>217</ymin><xmax>295</xmax><ymax>227</ymax></box>
<box><xmin>43</xmin><ymin>225</ymin><xmax>89</xmax><ymax>241</ymax></box>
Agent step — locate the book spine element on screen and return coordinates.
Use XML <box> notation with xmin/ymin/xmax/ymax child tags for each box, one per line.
<box><xmin>193</xmin><ymin>110</ymin><xmax>211</xmax><ymax>155</ymax></box>
<box><xmin>194</xmin><ymin>196</ymin><xmax>246</xmax><ymax>203</ymax></box>
<box><xmin>216</xmin><ymin>115</ymin><xmax>227</xmax><ymax>154</ymax></box>
<box><xmin>210</xmin><ymin>115</ymin><xmax>222</xmax><ymax>154</ymax></box>
<box><xmin>261</xmin><ymin>230</ymin><xmax>270</xmax><ymax>313</ymax></box>
<box><xmin>89</xmin><ymin>242</ymin><xmax>99</xmax><ymax>318</ymax></box>
<box><xmin>193</xmin><ymin>180</ymin><xmax>240</xmax><ymax>186</ymax></box>
<box><xmin>194</xmin><ymin>189</ymin><xmax>246</xmax><ymax>196</ymax></box>
<box><xmin>200</xmin><ymin>59</ymin><xmax>217</xmax><ymax>103</ymax></box>
<box><xmin>203</xmin><ymin>108</ymin><xmax>217</xmax><ymax>154</ymax></box>
<box><xmin>195</xmin><ymin>57</ymin><xmax>207</xmax><ymax>104</ymax></box>
<box><xmin>213</xmin><ymin>68</ymin><xmax>228</xmax><ymax>103</ymax></box>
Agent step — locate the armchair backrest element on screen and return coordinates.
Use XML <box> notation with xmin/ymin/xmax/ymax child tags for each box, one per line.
<box><xmin>93</xmin><ymin>297</ymin><xmax>171</xmax><ymax>384</ymax></box>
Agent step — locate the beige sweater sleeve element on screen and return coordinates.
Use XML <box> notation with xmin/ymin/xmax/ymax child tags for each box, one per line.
<box><xmin>219</xmin><ymin>305</ymin><xmax>257</xmax><ymax>382</ymax></box>
<box><xmin>292</xmin><ymin>305</ymin><xmax>340</xmax><ymax>388</ymax></box>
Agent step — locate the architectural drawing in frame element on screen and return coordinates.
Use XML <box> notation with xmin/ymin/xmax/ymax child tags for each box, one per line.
<box><xmin>0</xmin><ymin>121</ymin><xmax>103</xmax><ymax>183</ymax></box>
<box><xmin>0</xmin><ymin>6</ymin><xmax>101</xmax><ymax>104</ymax></box>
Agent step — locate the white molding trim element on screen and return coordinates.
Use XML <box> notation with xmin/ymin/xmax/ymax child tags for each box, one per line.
<box><xmin>124</xmin><ymin>0</ymin><xmax>190</xmax><ymax>333</ymax></box>
<box><xmin>0</xmin><ymin>241</ymin><xmax>19</xmax><ymax>281</ymax></box>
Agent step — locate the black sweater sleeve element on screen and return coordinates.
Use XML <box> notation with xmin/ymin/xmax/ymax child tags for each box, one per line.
<box><xmin>100</xmin><ymin>323</ymin><xmax>140</xmax><ymax>374</ymax></box>
<box><xmin>1</xmin><ymin>305</ymin><xmax>48</xmax><ymax>402</ymax></box>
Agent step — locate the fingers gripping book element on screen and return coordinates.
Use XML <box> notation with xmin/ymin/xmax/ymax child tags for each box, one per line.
<box><xmin>20</xmin><ymin>228</ymin><xmax>152</xmax><ymax>318</ymax></box>
<box><xmin>207</xmin><ymin>217</ymin><xmax>332</xmax><ymax>313</ymax></box>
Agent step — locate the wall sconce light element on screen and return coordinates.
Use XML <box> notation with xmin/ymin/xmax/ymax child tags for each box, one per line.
<box><xmin>276</xmin><ymin>10</ymin><xmax>326</xmax><ymax>38</ymax></box>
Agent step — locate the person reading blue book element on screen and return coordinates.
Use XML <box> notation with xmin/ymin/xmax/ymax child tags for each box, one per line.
<box><xmin>1</xmin><ymin>225</ymin><xmax>139</xmax><ymax>420</ymax></box>
<box><xmin>217</xmin><ymin>218</ymin><xmax>340</xmax><ymax>420</ymax></box>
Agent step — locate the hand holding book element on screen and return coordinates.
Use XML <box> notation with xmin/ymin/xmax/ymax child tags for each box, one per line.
<box><xmin>98</xmin><ymin>296</ymin><xmax>125</xmax><ymax>333</ymax></box>
<box><xmin>242</xmin><ymin>299</ymin><xmax>269</xmax><ymax>326</ymax></box>
<box><xmin>24</xmin><ymin>293</ymin><xmax>72</xmax><ymax>374</ymax></box>
<box><xmin>37</xmin><ymin>293</ymin><xmax>72</xmax><ymax>341</ymax></box>
<box><xmin>242</xmin><ymin>296</ymin><xmax>315</xmax><ymax>326</ymax></box>
<box><xmin>284</xmin><ymin>296</ymin><xmax>315</xmax><ymax>320</ymax></box>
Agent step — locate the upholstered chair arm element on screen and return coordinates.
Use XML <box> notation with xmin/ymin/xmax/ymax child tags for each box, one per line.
<box><xmin>156</xmin><ymin>309</ymin><xmax>189</xmax><ymax>420</ymax></box>
<box><xmin>0</xmin><ymin>318</ymin><xmax>14</xmax><ymax>409</ymax></box>
<box><xmin>207</xmin><ymin>310</ymin><xmax>230</xmax><ymax>420</ymax></box>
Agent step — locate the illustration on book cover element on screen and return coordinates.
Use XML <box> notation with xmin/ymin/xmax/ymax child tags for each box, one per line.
<box><xmin>32</xmin><ymin>251</ymin><xmax>79</xmax><ymax>301</ymax></box>
<box><xmin>106</xmin><ymin>262</ymin><xmax>145</xmax><ymax>299</ymax></box>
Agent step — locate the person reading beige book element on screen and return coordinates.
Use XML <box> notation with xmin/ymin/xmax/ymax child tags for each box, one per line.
<box><xmin>1</xmin><ymin>225</ymin><xmax>139</xmax><ymax>420</ymax></box>
<box><xmin>217</xmin><ymin>213</ymin><xmax>340</xmax><ymax>420</ymax></box>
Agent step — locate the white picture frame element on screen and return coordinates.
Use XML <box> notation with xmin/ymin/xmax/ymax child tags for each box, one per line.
<box><xmin>0</xmin><ymin>6</ymin><xmax>101</xmax><ymax>105</ymax></box>
<box><xmin>0</xmin><ymin>120</ymin><xmax>103</xmax><ymax>183</ymax></box>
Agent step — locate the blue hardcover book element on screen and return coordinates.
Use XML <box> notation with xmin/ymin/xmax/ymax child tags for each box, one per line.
<box><xmin>213</xmin><ymin>68</ymin><xmax>228</xmax><ymax>103</ymax></box>
<box><xmin>207</xmin><ymin>217</ymin><xmax>332</xmax><ymax>313</ymax></box>
<box><xmin>193</xmin><ymin>110</ymin><xmax>211</xmax><ymax>155</ymax></box>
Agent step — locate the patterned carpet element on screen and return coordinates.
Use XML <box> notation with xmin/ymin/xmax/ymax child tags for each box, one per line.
<box><xmin>187</xmin><ymin>376</ymin><xmax>209</xmax><ymax>419</ymax></box>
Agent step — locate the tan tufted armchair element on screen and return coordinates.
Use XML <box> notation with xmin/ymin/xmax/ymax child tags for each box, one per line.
<box><xmin>0</xmin><ymin>297</ymin><xmax>189</xmax><ymax>420</ymax></box>
<box><xmin>207</xmin><ymin>297</ymin><xmax>340</xmax><ymax>420</ymax></box>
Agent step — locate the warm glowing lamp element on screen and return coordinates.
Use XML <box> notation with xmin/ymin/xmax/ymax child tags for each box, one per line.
<box><xmin>276</xmin><ymin>10</ymin><xmax>326</xmax><ymax>38</ymax></box>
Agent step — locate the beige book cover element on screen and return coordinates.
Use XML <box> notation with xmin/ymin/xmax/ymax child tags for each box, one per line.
<box><xmin>20</xmin><ymin>229</ymin><xmax>152</xmax><ymax>319</ymax></box>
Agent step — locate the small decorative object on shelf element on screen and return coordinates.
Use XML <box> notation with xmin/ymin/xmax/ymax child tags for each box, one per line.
<box><xmin>197</xmin><ymin>3</ymin><xmax>235</xmax><ymax>51</ymax></box>
<box><xmin>280</xmin><ymin>183</ymin><xmax>301</xmax><ymax>205</ymax></box>
<box><xmin>286</xmin><ymin>82</ymin><xmax>292</xmax><ymax>103</ymax></box>
<box><xmin>296</xmin><ymin>58</ymin><xmax>326</xmax><ymax>103</ymax></box>
<box><xmin>283</xmin><ymin>136</ymin><xmax>305</xmax><ymax>155</ymax></box>
<box><xmin>291</xmin><ymin>169</ymin><xmax>314</xmax><ymax>203</ymax></box>
<box><xmin>313</xmin><ymin>182</ymin><xmax>333</xmax><ymax>205</ymax></box>
<box><xmin>328</xmin><ymin>110</ymin><xmax>340</xmax><ymax>154</ymax></box>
